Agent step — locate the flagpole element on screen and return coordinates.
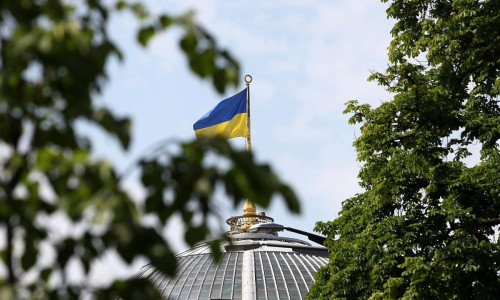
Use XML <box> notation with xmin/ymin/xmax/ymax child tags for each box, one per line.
<box><xmin>245</xmin><ymin>74</ymin><xmax>252</xmax><ymax>152</ymax></box>
<box><xmin>242</xmin><ymin>74</ymin><xmax>256</xmax><ymax>225</ymax></box>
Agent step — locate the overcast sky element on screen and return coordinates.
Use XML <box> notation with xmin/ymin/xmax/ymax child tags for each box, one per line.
<box><xmin>88</xmin><ymin>0</ymin><xmax>395</xmax><ymax>283</ymax></box>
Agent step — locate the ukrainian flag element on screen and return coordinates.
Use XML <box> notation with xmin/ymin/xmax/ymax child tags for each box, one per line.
<box><xmin>193</xmin><ymin>88</ymin><xmax>248</xmax><ymax>139</ymax></box>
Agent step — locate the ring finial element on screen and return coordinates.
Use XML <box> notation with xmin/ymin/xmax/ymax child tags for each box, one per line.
<box><xmin>244</xmin><ymin>74</ymin><xmax>252</xmax><ymax>84</ymax></box>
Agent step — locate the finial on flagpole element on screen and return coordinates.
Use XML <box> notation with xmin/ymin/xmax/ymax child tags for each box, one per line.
<box><xmin>244</xmin><ymin>74</ymin><xmax>252</xmax><ymax>85</ymax></box>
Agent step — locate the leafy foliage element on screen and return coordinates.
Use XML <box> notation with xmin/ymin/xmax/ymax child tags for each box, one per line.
<box><xmin>0</xmin><ymin>0</ymin><xmax>299</xmax><ymax>298</ymax></box>
<box><xmin>308</xmin><ymin>0</ymin><xmax>500</xmax><ymax>299</ymax></box>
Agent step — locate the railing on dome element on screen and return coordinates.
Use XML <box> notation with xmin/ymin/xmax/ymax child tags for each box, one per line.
<box><xmin>226</xmin><ymin>214</ymin><xmax>274</xmax><ymax>231</ymax></box>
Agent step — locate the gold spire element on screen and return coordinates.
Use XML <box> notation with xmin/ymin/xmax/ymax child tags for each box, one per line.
<box><xmin>241</xmin><ymin>199</ymin><xmax>257</xmax><ymax>229</ymax></box>
<box><xmin>243</xmin><ymin>199</ymin><xmax>256</xmax><ymax>215</ymax></box>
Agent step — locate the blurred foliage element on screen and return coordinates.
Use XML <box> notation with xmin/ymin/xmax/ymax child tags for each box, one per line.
<box><xmin>308</xmin><ymin>0</ymin><xmax>500</xmax><ymax>299</ymax></box>
<box><xmin>0</xmin><ymin>0</ymin><xmax>299</xmax><ymax>298</ymax></box>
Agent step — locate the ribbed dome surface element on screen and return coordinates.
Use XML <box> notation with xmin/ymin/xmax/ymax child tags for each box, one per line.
<box><xmin>139</xmin><ymin>232</ymin><xmax>328</xmax><ymax>300</ymax></box>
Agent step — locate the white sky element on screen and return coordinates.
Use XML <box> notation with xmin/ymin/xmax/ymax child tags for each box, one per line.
<box><xmin>87</xmin><ymin>0</ymin><xmax>395</xmax><ymax>283</ymax></box>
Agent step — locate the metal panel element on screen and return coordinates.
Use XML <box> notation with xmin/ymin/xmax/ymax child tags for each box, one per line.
<box><xmin>280</xmin><ymin>253</ymin><xmax>301</xmax><ymax>299</ymax></box>
<box><xmin>187</xmin><ymin>254</ymin><xmax>211</xmax><ymax>298</ymax></box>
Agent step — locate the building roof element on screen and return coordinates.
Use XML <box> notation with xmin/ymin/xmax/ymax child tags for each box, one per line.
<box><xmin>139</xmin><ymin>205</ymin><xmax>328</xmax><ymax>299</ymax></box>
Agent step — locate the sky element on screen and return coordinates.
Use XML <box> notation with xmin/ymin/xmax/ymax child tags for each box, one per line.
<box><xmin>88</xmin><ymin>0</ymin><xmax>396</xmax><ymax>283</ymax></box>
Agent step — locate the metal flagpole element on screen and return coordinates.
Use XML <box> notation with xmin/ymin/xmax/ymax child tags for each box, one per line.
<box><xmin>245</xmin><ymin>74</ymin><xmax>252</xmax><ymax>151</ymax></box>
<box><xmin>242</xmin><ymin>74</ymin><xmax>256</xmax><ymax>225</ymax></box>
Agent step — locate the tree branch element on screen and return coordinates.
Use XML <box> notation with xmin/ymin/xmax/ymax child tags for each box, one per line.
<box><xmin>479</xmin><ymin>218</ymin><xmax>500</xmax><ymax>226</ymax></box>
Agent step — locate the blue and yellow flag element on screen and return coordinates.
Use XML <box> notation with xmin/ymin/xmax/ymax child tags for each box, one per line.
<box><xmin>193</xmin><ymin>88</ymin><xmax>248</xmax><ymax>139</ymax></box>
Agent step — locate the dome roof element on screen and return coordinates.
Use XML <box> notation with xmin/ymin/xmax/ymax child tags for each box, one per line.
<box><xmin>139</xmin><ymin>205</ymin><xmax>328</xmax><ymax>299</ymax></box>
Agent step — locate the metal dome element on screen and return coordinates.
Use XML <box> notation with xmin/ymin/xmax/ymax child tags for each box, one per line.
<box><xmin>139</xmin><ymin>203</ymin><xmax>328</xmax><ymax>300</ymax></box>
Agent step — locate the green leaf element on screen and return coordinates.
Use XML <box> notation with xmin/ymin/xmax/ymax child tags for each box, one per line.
<box><xmin>40</xmin><ymin>268</ymin><xmax>53</xmax><ymax>282</ymax></box>
<box><xmin>159</xmin><ymin>15</ymin><xmax>173</xmax><ymax>28</ymax></box>
<box><xmin>21</xmin><ymin>238</ymin><xmax>37</xmax><ymax>271</ymax></box>
<box><xmin>180</xmin><ymin>32</ymin><xmax>198</xmax><ymax>53</ymax></box>
<box><xmin>185</xmin><ymin>225</ymin><xmax>208</xmax><ymax>246</ymax></box>
<box><xmin>137</xmin><ymin>26</ymin><xmax>156</xmax><ymax>47</ymax></box>
<box><xmin>115</xmin><ymin>1</ymin><xmax>126</xmax><ymax>11</ymax></box>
